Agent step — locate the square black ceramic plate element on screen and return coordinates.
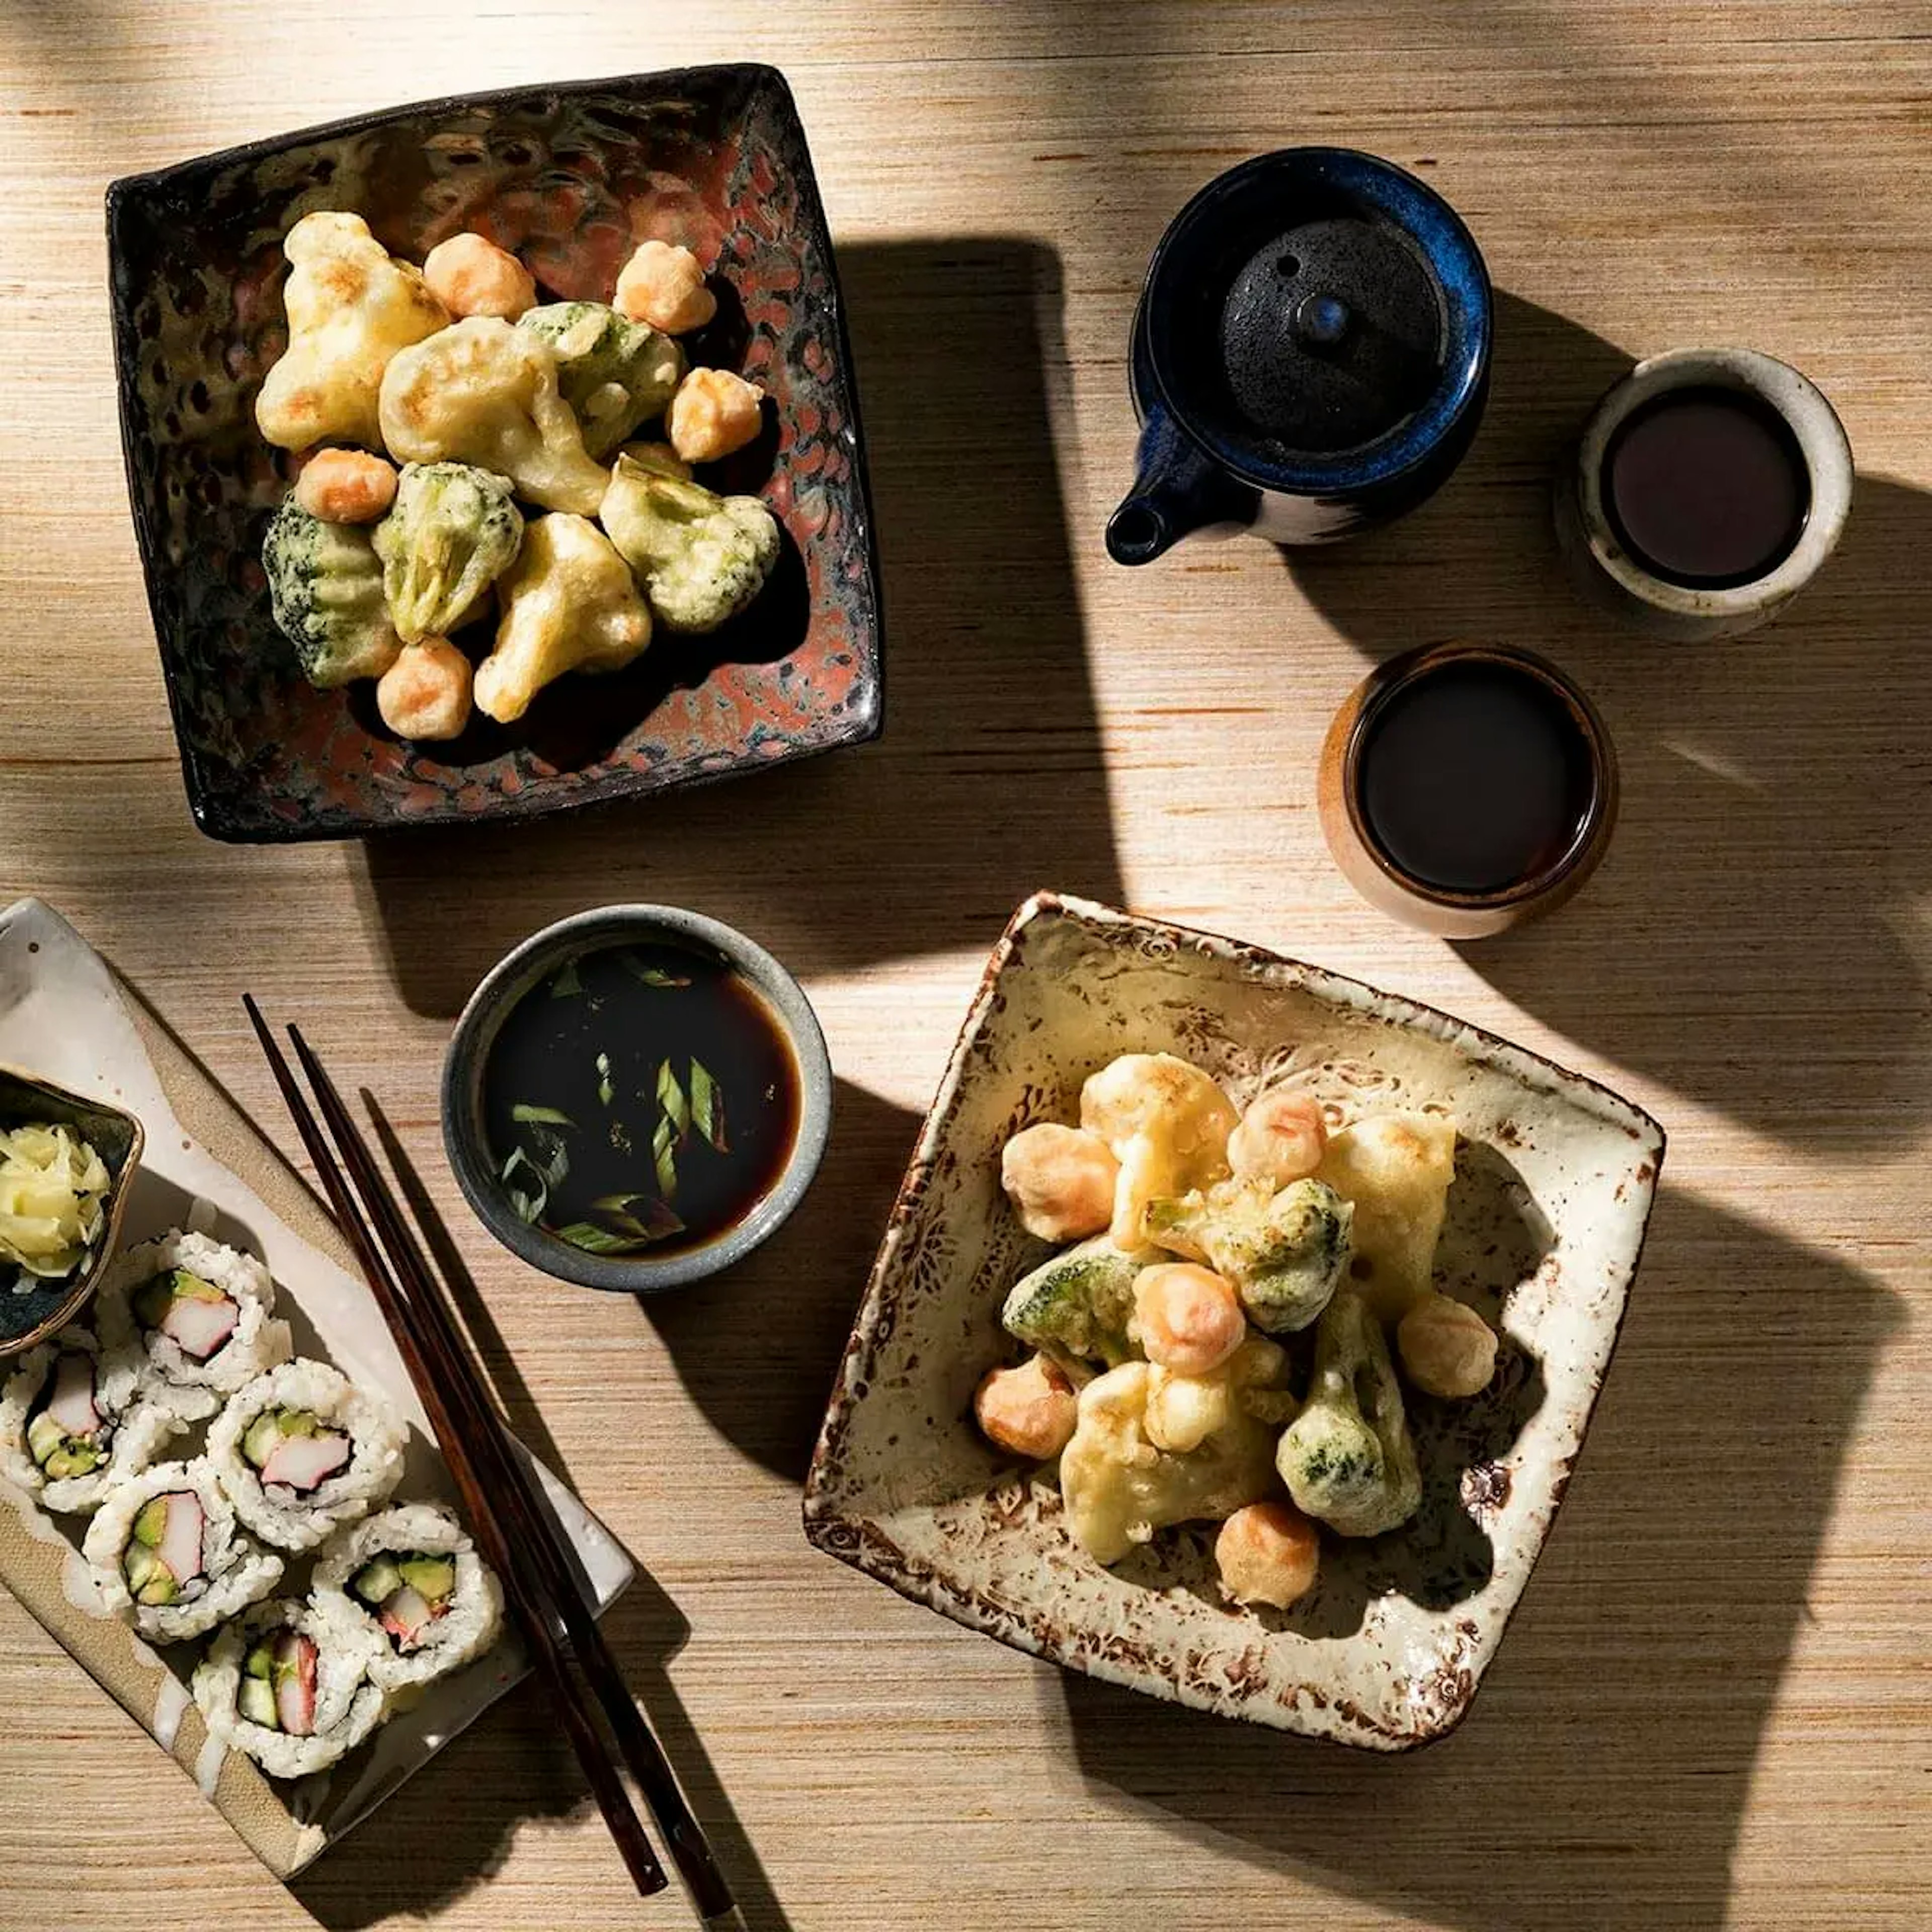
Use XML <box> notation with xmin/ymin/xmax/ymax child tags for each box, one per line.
<box><xmin>107</xmin><ymin>65</ymin><xmax>881</xmax><ymax>843</ymax></box>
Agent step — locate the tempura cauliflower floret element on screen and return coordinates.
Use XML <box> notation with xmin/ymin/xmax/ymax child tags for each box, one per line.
<box><xmin>1079</xmin><ymin>1054</ymin><xmax>1237</xmax><ymax>1249</ymax></box>
<box><xmin>517</xmin><ymin>302</ymin><xmax>684</xmax><ymax>461</ymax></box>
<box><xmin>256</xmin><ymin>212</ymin><xmax>448</xmax><ymax>451</ymax></box>
<box><xmin>598</xmin><ymin>450</ymin><xmax>780</xmax><ymax>632</ymax></box>
<box><xmin>615</xmin><ymin>239</ymin><xmax>717</xmax><ymax>335</ymax></box>
<box><xmin>1142</xmin><ymin>1335</ymin><xmax>1294</xmax><ymax>1455</ymax></box>
<box><xmin>261</xmin><ymin>500</ymin><xmax>400</xmax><ymax>689</ymax></box>
<box><xmin>471</xmin><ymin>515</ymin><xmax>651</xmax><ymax>725</ymax></box>
<box><xmin>1315</xmin><ymin>1112</ymin><xmax>1459</xmax><ymax>1323</ymax></box>
<box><xmin>377</xmin><ymin>317</ymin><xmax>608</xmax><ymax>515</ymax></box>
<box><xmin>1059</xmin><ymin>1360</ymin><xmax>1280</xmax><ymax>1566</ymax></box>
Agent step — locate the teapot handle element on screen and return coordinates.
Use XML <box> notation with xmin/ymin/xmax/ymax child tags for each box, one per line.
<box><xmin>1105</xmin><ymin>405</ymin><xmax>1259</xmax><ymax>565</ymax></box>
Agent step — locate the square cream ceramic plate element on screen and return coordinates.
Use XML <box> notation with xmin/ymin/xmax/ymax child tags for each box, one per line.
<box><xmin>0</xmin><ymin>898</ymin><xmax>632</xmax><ymax>1875</ymax></box>
<box><xmin>804</xmin><ymin>894</ymin><xmax>1664</xmax><ymax>1749</ymax></box>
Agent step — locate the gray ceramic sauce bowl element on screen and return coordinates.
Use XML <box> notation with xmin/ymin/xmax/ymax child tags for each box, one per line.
<box><xmin>442</xmin><ymin>907</ymin><xmax>832</xmax><ymax>1293</ymax></box>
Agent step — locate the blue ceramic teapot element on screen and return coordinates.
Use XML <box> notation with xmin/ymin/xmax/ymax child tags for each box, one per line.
<box><xmin>1107</xmin><ymin>148</ymin><xmax>1492</xmax><ymax>561</ymax></box>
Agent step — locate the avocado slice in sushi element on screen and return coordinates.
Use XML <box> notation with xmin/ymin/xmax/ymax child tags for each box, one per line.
<box><xmin>397</xmin><ymin>1556</ymin><xmax>456</xmax><ymax>1602</ymax></box>
<box><xmin>132</xmin><ymin>1497</ymin><xmax>169</xmax><ymax>1547</ymax></box>
<box><xmin>350</xmin><ymin>1555</ymin><xmax>405</xmax><ymax>1606</ymax></box>
<box><xmin>25</xmin><ymin>1411</ymin><xmax>65</xmax><ymax>1467</ymax></box>
<box><xmin>237</xmin><ymin>1674</ymin><xmax>278</xmax><ymax>1728</ymax></box>
<box><xmin>44</xmin><ymin>1441</ymin><xmax>102</xmax><ymax>1480</ymax></box>
<box><xmin>243</xmin><ymin>1407</ymin><xmax>324</xmax><ymax>1470</ymax></box>
<box><xmin>123</xmin><ymin>1544</ymin><xmax>178</xmax><ymax>1606</ymax></box>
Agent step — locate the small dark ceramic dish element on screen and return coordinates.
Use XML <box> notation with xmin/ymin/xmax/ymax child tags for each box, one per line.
<box><xmin>442</xmin><ymin>905</ymin><xmax>832</xmax><ymax>1293</ymax></box>
<box><xmin>0</xmin><ymin>1067</ymin><xmax>146</xmax><ymax>1358</ymax></box>
<box><xmin>107</xmin><ymin>65</ymin><xmax>881</xmax><ymax>843</ymax></box>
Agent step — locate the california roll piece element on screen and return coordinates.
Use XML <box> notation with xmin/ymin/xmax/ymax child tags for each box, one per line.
<box><xmin>207</xmin><ymin>1359</ymin><xmax>407</xmax><ymax>1553</ymax></box>
<box><xmin>0</xmin><ymin>1325</ymin><xmax>182</xmax><ymax>1514</ymax></box>
<box><xmin>97</xmin><ymin>1230</ymin><xmax>292</xmax><ymax>1422</ymax></box>
<box><xmin>80</xmin><ymin>1459</ymin><xmax>284</xmax><ymax>1642</ymax></box>
<box><xmin>192</xmin><ymin>1596</ymin><xmax>386</xmax><ymax>1780</ymax></box>
<box><xmin>313</xmin><ymin>1502</ymin><xmax>504</xmax><ymax>1692</ymax></box>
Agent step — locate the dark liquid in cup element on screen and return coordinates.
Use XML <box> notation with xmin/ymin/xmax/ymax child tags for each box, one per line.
<box><xmin>1358</xmin><ymin>660</ymin><xmax>1597</xmax><ymax>896</ymax></box>
<box><xmin>1603</xmin><ymin>385</ymin><xmax>1810</xmax><ymax>589</ymax></box>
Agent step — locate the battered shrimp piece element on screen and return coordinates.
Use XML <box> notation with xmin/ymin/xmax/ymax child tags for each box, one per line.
<box><xmin>1396</xmin><ymin>1292</ymin><xmax>1498</xmax><ymax>1398</ymax></box>
<box><xmin>423</xmin><ymin>234</ymin><xmax>538</xmax><ymax>320</ymax></box>
<box><xmin>293</xmin><ymin>449</ymin><xmax>398</xmax><ymax>524</ymax></box>
<box><xmin>666</xmin><ymin>367</ymin><xmax>764</xmax><ymax>463</ymax></box>
<box><xmin>1228</xmin><ymin>1090</ymin><xmax>1328</xmax><ymax>1188</ymax></box>
<box><xmin>614</xmin><ymin>239</ymin><xmax>717</xmax><ymax>334</ymax></box>
<box><xmin>1215</xmin><ymin>1501</ymin><xmax>1321</xmax><ymax>1608</ymax></box>
<box><xmin>973</xmin><ymin>1354</ymin><xmax>1078</xmax><ymax>1460</ymax></box>
<box><xmin>1132</xmin><ymin>1263</ymin><xmax>1247</xmax><ymax>1377</ymax></box>
<box><xmin>376</xmin><ymin>638</ymin><xmax>472</xmax><ymax>742</ymax></box>
<box><xmin>1000</xmin><ymin>1123</ymin><xmax>1119</xmax><ymax>1243</ymax></box>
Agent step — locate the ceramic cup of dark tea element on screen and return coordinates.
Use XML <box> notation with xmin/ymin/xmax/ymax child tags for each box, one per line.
<box><xmin>1106</xmin><ymin>146</ymin><xmax>1492</xmax><ymax>562</ymax></box>
<box><xmin>1555</xmin><ymin>346</ymin><xmax>1854</xmax><ymax>640</ymax></box>
<box><xmin>442</xmin><ymin>906</ymin><xmax>833</xmax><ymax>1293</ymax></box>
<box><xmin>1317</xmin><ymin>641</ymin><xmax>1619</xmax><ymax>939</ymax></box>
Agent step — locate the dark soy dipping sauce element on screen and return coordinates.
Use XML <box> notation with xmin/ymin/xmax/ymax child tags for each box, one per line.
<box><xmin>1604</xmin><ymin>384</ymin><xmax>1811</xmax><ymax>588</ymax></box>
<box><xmin>1358</xmin><ymin>661</ymin><xmax>1596</xmax><ymax>896</ymax></box>
<box><xmin>483</xmin><ymin>943</ymin><xmax>799</xmax><ymax>1261</ymax></box>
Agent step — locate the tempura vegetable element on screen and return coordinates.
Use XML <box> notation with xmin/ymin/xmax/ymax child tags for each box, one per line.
<box><xmin>255</xmin><ymin>212</ymin><xmax>448</xmax><ymax>451</ymax></box>
<box><xmin>517</xmin><ymin>302</ymin><xmax>685</xmax><ymax>460</ymax></box>
<box><xmin>598</xmin><ymin>450</ymin><xmax>779</xmax><ymax>633</ymax></box>
<box><xmin>262</xmin><ymin>501</ymin><xmax>401</xmax><ymax>688</ymax></box>
<box><xmin>373</xmin><ymin>460</ymin><xmax>523</xmax><ymax>642</ymax></box>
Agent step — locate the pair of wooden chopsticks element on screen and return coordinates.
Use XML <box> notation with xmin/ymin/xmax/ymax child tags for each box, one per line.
<box><xmin>244</xmin><ymin>997</ymin><xmax>743</xmax><ymax>1928</ymax></box>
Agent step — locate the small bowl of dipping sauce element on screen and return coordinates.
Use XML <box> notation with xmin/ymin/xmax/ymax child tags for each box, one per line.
<box><xmin>1556</xmin><ymin>346</ymin><xmax>1853</xmax><ymax>639</ymax></box>
<box><xmin>443</xmin><ymin>907</ymin><xmax>833</xmax><ymax>1293</ymax></box>
<box><xmin>1318</xmin><ymin>641</ymin><xmax>1619</xmax><ymax>939</ymax></box>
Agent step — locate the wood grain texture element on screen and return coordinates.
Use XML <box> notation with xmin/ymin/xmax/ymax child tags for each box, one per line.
<box><xmin>2</xmin><ymin>3</ymin><xmax>1928</xmax><ymax>1927</ymax></box>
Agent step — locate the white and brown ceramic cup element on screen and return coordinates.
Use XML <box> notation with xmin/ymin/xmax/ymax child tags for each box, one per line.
<box><xmin>1555</xmin><ymin>346</ymin><xmax>1853</xmax><ymax>641</ymax></box>
<box><xmin>1317</xmin><ymin>641</ymin><xmax>1619</xmax><ymax>940</ymax></box>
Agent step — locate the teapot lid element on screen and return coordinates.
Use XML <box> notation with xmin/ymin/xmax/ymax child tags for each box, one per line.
<box><xmin>1139</xmin><ymin>149</ymin><xmax>1490</xmax><ymax>488</ymax></box>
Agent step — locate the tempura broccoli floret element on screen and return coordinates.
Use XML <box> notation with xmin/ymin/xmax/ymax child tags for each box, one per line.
<box><xmin>1275</xmin><ymin>1289</ymin><xmax>1421</xmax><ymax>1538</ymax></box>
<box><xmin>262</xmin><ymin>500</ymin><xmax>401</xmax><ymax>688</ymax></box>
<box><xmin>1145</xmin><ymin>1175</ymin><xmax>1352</xmax><ymax>1333</ymax></box>
<box><xmin>373</xmin><ymin>461</ymin><xmax>523</xmax><ymax>642</ymax></box>
<box><xmin>598</xmin><ymin>450</ymin><xmax>780</xmax><ymax>633</ymax></box>
<box><xmin>516</xmin><ymin>302</ymin><xmax>685</xmax><ymax>460</ymax></box>
<box><xmin>999</xmin><ymin>1235</ymin><xmax>1143</xmax><ymax>1368</ymax></box>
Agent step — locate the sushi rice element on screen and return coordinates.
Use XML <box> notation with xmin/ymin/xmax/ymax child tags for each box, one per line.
<box><xmin>97</xmin><ymin>1229</ymin><xmax>292</xmax><ymax>1422</ymax></box>
<box><xmin>80</xmin><ymin>1458</ymin><xmax>284</xmax><ymax>1643</ymax></box>
<box><xmin>312</xmin><ymin>1502</ymin><xmax>505</xmax><ymax>1692</ymax></box>
<box><xmin>0</xmin><ymin>1324</ymin><xmax>184</xmax><ymax>1514</ymax></box>
<box><xmin>193</xmin><ymin>1595</ymin><xmax>386</xmax><ymax>1779</ymax></box>
<box><xmin>207</xmin><ymin>1358</ymin><xmax>407</xmax><ymax>1553</ymax></box>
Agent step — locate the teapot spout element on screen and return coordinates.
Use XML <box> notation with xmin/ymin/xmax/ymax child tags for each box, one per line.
<box><xmin>1105</xmin><ymin>406</ymin><xmax>1258</xmax><ymax>565</ymax></box>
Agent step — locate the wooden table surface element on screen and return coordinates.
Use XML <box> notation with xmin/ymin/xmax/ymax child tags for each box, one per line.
<box><xmin>4</xmin><ymin>4</ymin><xmax>1928</xmax><ymax>1927</ymax></box>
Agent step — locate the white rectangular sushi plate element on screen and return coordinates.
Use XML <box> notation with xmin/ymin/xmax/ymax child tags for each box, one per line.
<box><xmin>0</xmin><ymin>897</ymin><xmax>634</xmax><ymax>1877</ymax></box>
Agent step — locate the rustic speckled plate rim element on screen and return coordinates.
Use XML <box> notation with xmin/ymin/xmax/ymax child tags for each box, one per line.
<box><xmin>104</xmin><ymin>62</ymin><xmax>884</xmax><ymax>844</ymax></box>
<box><xmin>803</xmin><ymin>890</ymin><xmax>1666</xmax><ymax>1748</ymax></box>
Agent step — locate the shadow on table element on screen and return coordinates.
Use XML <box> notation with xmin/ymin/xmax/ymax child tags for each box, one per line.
<box><xmin>358</xmin><ymin>236</ymin><xmax>1119</xmax><ymax>1018</ymax></box>
<box><xmin>1286</xmin><ymin>291</ymin><xmax>1932</xmax><ymax>1156</ymax></box>
<box><xmin>637</xmin><ymin>1077</ymin><xmax>923</xmax><ymax>1486</ymax></box>
<box><xmin>1064</xmin><ymin>1186</ymin><xmax>1898</xmax><ymax>1931</ymax></box>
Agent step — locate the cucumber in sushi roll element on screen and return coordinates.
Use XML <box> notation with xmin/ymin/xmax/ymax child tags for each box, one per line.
<box><xmin>80</xmin><ymin>1459</ymin><xmax>284</xmax><ymax>1643</ymax></box>
<box><xmin>192</xmin><ymin>1596</ymin><xmax>386</xmax><ymax>1780</ymax></box>
<box><xmin>207</xmin><ymin>1359</ymin><xmax>407</xmax><ymax>1553</ymax></box>
<box><xmin>0</xmin><ymin>1324</ymin><xmax>184</xmax><ymax>1514</ymax></box>
<box><xmin>97</xmin><ymin>1230</ymin><xmax>293</xmax><ymax>1422</ymax></box>
<box><xmin>312</xmin><ymin>1502</ymin><xmax>504</xmax><ymax>1692</ymax></box>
